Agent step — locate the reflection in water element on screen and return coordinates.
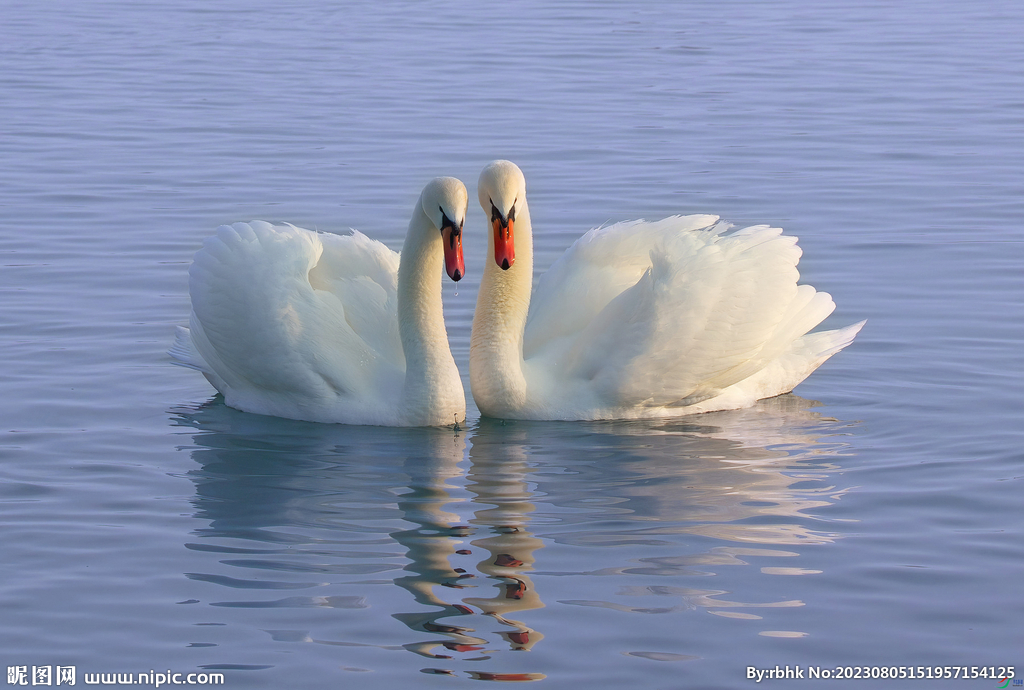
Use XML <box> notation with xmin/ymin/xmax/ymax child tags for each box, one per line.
<box><xmin>462</xmin><ymin>430</ymin><xmax>546</xmax><ymax>652</ymax></box>
<box><xmin>173</xmin><ymin>393</ymin><xmax>855</xmax><ymax>680</ymax></box>
<box><xmin>388</xmin><ymin>429</ymin><xmax>482</xmax><ymax>661</ymax></box>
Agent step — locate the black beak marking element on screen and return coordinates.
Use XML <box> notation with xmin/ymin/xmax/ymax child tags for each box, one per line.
<box><xmin>440</xmin><ymin>207</ymin><xmax>463</xmax><ymax>248</ymax></box>
<box><xmin>491</xmin><ymin>201</ymin><xmax>515</xmax><ymax>240</ymax></box>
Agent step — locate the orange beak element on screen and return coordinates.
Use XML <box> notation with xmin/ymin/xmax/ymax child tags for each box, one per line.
<box><xmin>492</xmin><ymin>214</ymin><xmax>515</xmax><ymax>270</ymax></box>
<box><xmin>441</xmin><ymin>225</ymin><xmax>464</xmax><ymax>282</ymax></box>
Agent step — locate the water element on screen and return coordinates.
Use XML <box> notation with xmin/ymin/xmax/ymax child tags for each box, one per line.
<box><xmin>2</xmin><ymin>1</ymin><xmax>1022</xmax><ymax>687</ymax></box>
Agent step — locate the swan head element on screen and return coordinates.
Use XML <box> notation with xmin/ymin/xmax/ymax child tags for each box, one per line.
<box><xmin>478</xmin><ymin>160</ymin><xmax>526</xmax><ymax>271</ymax></box>
<box><xmin>421</xmin><ymin>176</ymin><xmax>467</xmax><ymax>282</ymax></box>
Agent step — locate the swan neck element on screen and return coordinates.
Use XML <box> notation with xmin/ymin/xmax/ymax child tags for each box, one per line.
<box><xmin>470</xmin><ymin>203</ymin><xmax>533</xmax><ymax>416</ymax></box>
<box><xmin>398</xmin><ymin>206</ymin><xmax>457</xmax><ymax>406</ymax></box>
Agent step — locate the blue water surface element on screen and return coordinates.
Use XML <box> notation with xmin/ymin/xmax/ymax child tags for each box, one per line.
<box><xmin>2</xmin><ymin>1</ymin><xmax>1022</xmax><ymax>688</ymax></box>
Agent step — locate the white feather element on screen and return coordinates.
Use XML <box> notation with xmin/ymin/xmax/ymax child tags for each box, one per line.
<box><xmin>170</xmin><ymin>178</ymin><xmax>468</xmax><ymax>426</ymax></box>
<box><xmin>470</xmin><ymin>160</ymin><xmax>863</xmax><ymax>420</ymax></box>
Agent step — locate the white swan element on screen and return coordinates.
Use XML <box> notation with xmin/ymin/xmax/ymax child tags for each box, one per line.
<box><xmin>470</xmin><ymin>160</ymin><xmax>863</xmax><ymax>421</ymax></box>
<box><xmin>170</xmin><ymin>177</ymin><xmax>468</xmax><ymax>427</ymax></box>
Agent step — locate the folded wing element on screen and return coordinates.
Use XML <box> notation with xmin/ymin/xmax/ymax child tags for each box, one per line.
<box><xmin>524</xmin><ymin>217</ymin><xmax>842</xmax><ymax>408</ymax></box>
<box><xmin>185</xmin><ymin>221</ymin><xmax>404</xmax><ymax>408</ymax></box>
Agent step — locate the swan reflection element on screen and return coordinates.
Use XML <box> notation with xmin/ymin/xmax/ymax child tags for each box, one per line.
<box><xmin>173</xmin><ymin>393</ymin><xmax>855</xmax><ymax>677</ymax></box>
<box><xmin>461</xmin><ymin>429</ymin><xmax>546</xmax><ymax>651</ymax></box>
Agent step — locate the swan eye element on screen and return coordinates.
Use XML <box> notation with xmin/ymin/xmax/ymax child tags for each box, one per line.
<box><xmin>440</xmin><ymin>209</ymin><xmax>462</xmax><ymax>240</ymax></box>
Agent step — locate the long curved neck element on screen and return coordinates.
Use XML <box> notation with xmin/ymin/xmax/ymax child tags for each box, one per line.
<box><xmin>469</xmin><ymin>202</ymin><xmax>533</xmax><ymax>416</ymax></box>
<box><xmin>398</xmin><ymin>206</ymin><xmax>458</xmax><ymax>412</ymax></box>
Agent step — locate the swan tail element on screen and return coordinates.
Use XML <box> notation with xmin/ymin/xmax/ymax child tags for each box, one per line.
<box><xmin>800</xmin><ymin>319</ymin><xmax>865</xmax><ymax>362</ymax></box>
<box><xmin>168</xmin><ymin>325</ymin><xmax>207</xmax><ymax>372</ymax></box>
<box><xmin>723</xmin><ymin>319</ymin><xmax>865</xmax><ymax>404</ymax></box>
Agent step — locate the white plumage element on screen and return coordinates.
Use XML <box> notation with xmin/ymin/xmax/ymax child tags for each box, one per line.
<box><xmin>470</xmin><ymin>160</ymin><xmax>863</xmax><ymax>420</ymax></box>
<box><xmin>171</xmin><ymin>177</ymin><xmax>468</xmax><ymax>427</ymax></box>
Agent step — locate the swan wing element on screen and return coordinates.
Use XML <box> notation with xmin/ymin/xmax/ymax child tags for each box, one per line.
<box><xmin>525</xmin><ymin>218</ymin><xmax>838</xmax><ymax>408</ymax></box>
<box><xmin>186</xmin><ymin>221</ymin><xmax>404</xmax><ymax>409</ymax></box>
<box><xmin>523</xmin><ymin>214</ymin><xmax>721</xmax><ymax>357</ymax></box>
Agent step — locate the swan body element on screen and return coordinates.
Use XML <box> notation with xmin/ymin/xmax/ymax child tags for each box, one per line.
<box><xmin>170</xmin><ymin>177</ymin><xmax>468</xmax><ymax>427</ymax></box>
<box><xmin>470</xmin><ymin>160</ymin><xmax>863</xmax><ymax>421</ymax></box>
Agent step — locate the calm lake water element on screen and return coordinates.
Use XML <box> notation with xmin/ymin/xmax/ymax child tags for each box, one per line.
<box><xmin>2</xmin><ymin>1</ymin><xmax>1022</xmax><ymax>688</ymax></box>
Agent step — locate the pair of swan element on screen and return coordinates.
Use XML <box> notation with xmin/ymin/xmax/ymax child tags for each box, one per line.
<box><xmin>171</xmin><ymin>161</ymin><xmax>863</xmax><ymax>427</ymax></box>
